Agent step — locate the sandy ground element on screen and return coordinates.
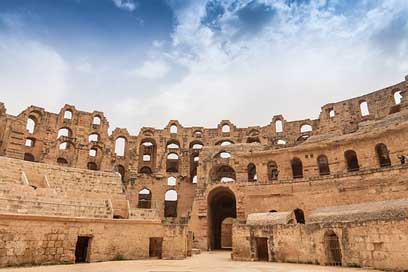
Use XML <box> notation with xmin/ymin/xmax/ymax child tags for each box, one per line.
<box><xmin>1</xmin><ymin>251</ymin><xmax>381</xmax><ymax>272</ymax></box>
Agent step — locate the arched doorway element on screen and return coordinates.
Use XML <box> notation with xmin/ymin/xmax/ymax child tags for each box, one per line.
<box><xmin>324</xmin><ymin>230</ymin><xmax>342</xmax><ymax>266</ymax></box>
<box><xmin>207</xmin><ymin>187</ymin><xmax>236</xmax><ymax>250</ymax></box>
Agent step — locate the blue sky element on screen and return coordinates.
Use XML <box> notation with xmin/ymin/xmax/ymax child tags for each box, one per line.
<box><xmin>0</xmin><ymin>0</ymin><xmax>407</xmax><ymax>133</ymax></box>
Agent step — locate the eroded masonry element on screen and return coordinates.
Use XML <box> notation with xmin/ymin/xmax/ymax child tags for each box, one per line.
<box><xmin>0</xmin><ymin>75</ymin><xmax>408</xmax><ymax>270</ymax></box>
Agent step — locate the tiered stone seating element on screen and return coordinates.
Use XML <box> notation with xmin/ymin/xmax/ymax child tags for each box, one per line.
<box><xmin>0</xmin><ymin>157</ymin><xmax>127</xmax><ymax>218</ymax></box>
<box><xmin>0</xmin><ymin>183</ymin><xmax>112</xmax><ymax>218</ymax></box>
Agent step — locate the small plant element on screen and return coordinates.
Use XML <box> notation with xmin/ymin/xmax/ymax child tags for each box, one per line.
<box><xmin>113</xmin><ymin>254</ymin><xmax>125</xmax><ymax>261</ymax></box>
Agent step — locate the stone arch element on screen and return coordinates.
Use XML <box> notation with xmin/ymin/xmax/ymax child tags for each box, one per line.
<box><xmin>24</xmin><ymin>153</ymin><xmax>35</xmax><ymax>162</ymax></box>
<box><xmin>114</xmin><ymin>137</ymin><xmax>126</xmax><ymax>157</ymax></box>
<box><xmin>359</xmin><ymin>101</ymin><xmax>369</xmax><ymax>116</ymax></box>
<box><xmin>139</xmin><ymin>138</ymin><xmax>157</xmax><ymax>173</ymax></box>
<box><xmin>267</xmin><ymin>161</ymin><xmax>278</xmax><ymax>181</ymax></box>
<box><xmin>63</xmin><ymin>110</ymin><xmax>72</xmax><ymax>120</ymax></box>
<box><xmin>138</xmin><ymin>188</ymin><xmax>152</xmax><ymax>209</ymax></box>
<box><xmin>294</xmin><ymin>208</ymin><xmax>305</xmax><ymax>224</ymax></box>
<box><xmin>324</xmin><ymin>230</ymin><xmax>342</xmax><ymax>266</ymax></box>
<box><xmin>247</xmin><ymin>163</ymin><xmax>257</xmax><ymax>182</ymax></box>
<box><xmin>291</xmin><ymin>157</ymin><xmax>303</xmax><ymax>179</ymax></box>
<box><xmin>207</xmin><ymin>186</ymin><xmax>237</xmax><ymax>250</ymax></box>
<box><xmin>375</xmin><ymin>143</ymin><xmax>391</xmax><ymax>167</ymax></box>
<box><xmin>210</xmin><ymin>165</ymin><xmax>236</xmax><ymax>183</ymax></box>
<box><xmin>317</xmin><ymin>154</ymin><xmax>330</xmax><ymax>176</ymax></box>
<box><xmin>26</xmin><ymin>116</ymin><xmax>37</xmax><ymax>134</ymax></box>
<box><xmin>164</xmin><ymin>190</ymin><xmax>178</xmax><ymax>217</ymax></box>
<box><xmin>166</xmin><ymin>153</ymin><xmax>179</xmax><ymax>173</ymax></box>
<box><xmin>87</xmin><ymin>162</ymin><xmax>98</xmax><ymax>171</ymax></box>
<box><xmin>344</xmin><ymin>150</ymin><xmax>359</xmax><ymax>172</ymax></box>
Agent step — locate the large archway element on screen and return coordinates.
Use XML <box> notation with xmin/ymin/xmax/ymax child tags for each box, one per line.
<box><xmin>207</xmin><ymin>187</ymin><xmax>236</xmax><ymax>250</ymax></box>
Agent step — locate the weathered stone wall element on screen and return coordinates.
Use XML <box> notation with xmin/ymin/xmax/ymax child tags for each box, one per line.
<box><xmin>0</xmin><ymin>76</ymin><xmax>406</xmax><ymax>223</ymax></box>
<box><xmin>189</xmin><ymin>163</ymin><xmax>408</xmax><ymax>250</ymax></box>
<box><xmin>0</xmin><ymin>214</ymin><xmax>189</xmax><ymax>267</ymax></box>
<box><xmin>232</xmin><ymin>218</ymin><xmax>408</xmax><ymax>271</ymax></box>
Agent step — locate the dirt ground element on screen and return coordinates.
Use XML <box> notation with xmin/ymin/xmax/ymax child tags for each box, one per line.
<box><xmin>1</xmin><ymin>251</ymin><xmax>381</xmax><ymax>272</ymax></box>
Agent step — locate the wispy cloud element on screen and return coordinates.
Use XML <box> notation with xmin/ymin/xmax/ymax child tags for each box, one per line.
<box><xmin>112</xmin><ymin>0</ymin><xmax>138</xmax><ymax>11</ymax></box>
<box><xmin>109</xmin><ymin>0</ymin><xmax>408</xmax><ymax>130</ymax></box>
<box><xmin>133</xmin><ymin>60</ymin><xmax>170</xmax><ymax>79</ymax></box>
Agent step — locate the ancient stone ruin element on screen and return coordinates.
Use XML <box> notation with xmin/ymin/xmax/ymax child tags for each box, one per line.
<box><xmin>0</xmin><ymin>74</ymin><xmax>408</xmax><ymax>270</ymax></box>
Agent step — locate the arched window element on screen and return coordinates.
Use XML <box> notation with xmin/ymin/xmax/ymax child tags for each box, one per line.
<box><xmin>375</xmin><ymin>143</ymin><xmax>391</xmax><ymax>167</ymax></box>
<box><xmin>317</xmin><ymin>155</ymin><xmax>330</xmax><ymax>176</ymax></box>
<box><xmin>26</xmin><ymin>117</ymin><xmax>36</xmax><ymax>134</ymax></box>
<box><xmin>115</xmin><ymin>165</ymin><xmax>125</xmax><ymax>182</ymax></box>
<box><xmin>267</xmin><ymin>161</ymin><xmax>278</xmax><ymax>181</ymax></box>
<box><xmin>300</xmin><ymin>124</ymin><xmax>312</xmax><ymax>133</ymax></box>
<box><xmin>24</xmin><ymin>153</ymin><xmax>35</xmax><ymax>162</ymax></box>
<box><xmin>139</xmin><ymin>166</ymin><xmax>152</xmax><ymax>174</ymax></box>
<box><xmin>277</xmin><ymin>139</ymin><xmax>286</xmax><ymax>145</ymax></box>
<box><xmin>247</xmin><ymin>137</ymin><xmax>261</xmax><ymax>144</ymax></box>
<box><xmin>192</xmin><ymin>175</ymin><xmax>198</xmax><ymax>184</ymax></box>
<box><xmin>143</xmin><ymin>154</ymin><xmax>151</xmax><ymax>161</ymax></box>
<box><xmin>192</xmin><ymin>143</ymin><xmax>203</xmax><ymax>150</ymax></box>
<box><xmin>57</xmin><ymin>128</ymin><xmax>71</xmax><ymax>139</ymax></box>
<box><xmin>138</xmin><ymin>188</ymin><xmax>152</xmax><ymax>209</ymax></box>
<box><xmin>25</xmin><ymin>138</ymin><xmax>35</xmax><ymax>147</ymax></box>
<box><xmin>219</xmin><ymin>151</ymin><xmax>231</xmax><ymax>159</ymax></box>
<box><xmin>59</xmin><ymin>142</ymin><xmax>70</xmax><ymax>150</ymax></box>
<box><xmin>193</xmin><ymin>130</ymin><xmax>202</xmax><ymax>137</ymax></box>
<box><xmin>294</xmin><ymin>208</ymin><xmax>305</xmax><ymax>224</ymax></box>
<box><xmin>57</xmin><ymin>157</ymin><xmax>68</xmax><ymax>165</ymax></box>
<box><xmin>167</xmin><ymin>142</ymin><xmax>180</xmax><ymax>149</ymax></box>
<box><xmin>210</xmin><ymin>165</ymin><xmax>236</xmax><ymax>182</ymax></box>
<box><xmin>115</xmin><ymin>137</ymin><xmax>126</xmax><ymax>157</ymax></box>
<box><xmin>170</xmin><ymin>124</ymin><xmax>178</xmax><ymax>134</ymax></box>
<box><xmin>345</xmin><ymin>150</ymin><xmax>359</xmax><ymax>172</ymax></box>
<box><xmin>139</xmin><ymin>139</ymin><xmax>156</xmax><ymax>174</ymax></box>
<box><xmin>92</xmin><ymin>116</ymin><xmax>101</xmax><ymax>125</ymax></box>
<box><xmin>88</xmin><ymin>133</ymin><xmax>99</xmax><ymax>142</ymax></box>
<box><xmin>166</xmin><ymin>153</ymin><xmax>179</xmax><ymax>173</ymax></box>
<box><xmin>89</xmin><ymin>148</ymin><xmax>97</xmax><ymax>157</ymax></box>
<box><xmin>247</xmin><ymin>163</ymin><xmax>257</xmax><ymax>182</ymax></box>
<box><xmin>291</xmin><ymin>157</ymin><xmax>303</xmax><ymax>179</ymax></box>
<box><xmin>324</xmin><ymin>231</ymin><xmax>342</xmax><ymax>266</ymax></box>
<box><xmin>329</xmin><ymin>109</ymin><xmax>335</xmax><ymax>118</ymax></box>
<box><xmin>220</xmin><ymin>141</ymin><xmax>233</xmax><ymax>146</ymax></box>
<box><xmin>394</xmin><ymin>91</ymin><xmax>402</xmax><ymax>105</ymax></box>
<box><xmin>360</xmin><ymin>101</ymin><xmax>369</xmax><ymax>116</ymax></box>
<box><xmin>164</xmin><ymin>190</ymin><xmax>178</xmax><ymax>217</ymax></box>
<box><xmin>167</xmin><ymin>176</ymin><xmax>176</xmax><ymax>186</ymax></box>
<box><xmin>64</xmin><ymin>110</ymin><xmax>72</xmax><ymax>120</ymax></box>
<box><xmin>275</xmin><ymin>120</ymin><xmax>283</xmax><ymax>133</ymax></box>
<box><xmin>87</xmin><ymin>162</ymin><xmax>98</xmax><ymax>171</ymax></box>
<box><xmin>222</xmin><ymin>124</ymin><xmax>230</xmax><ymax>133</ymax></box>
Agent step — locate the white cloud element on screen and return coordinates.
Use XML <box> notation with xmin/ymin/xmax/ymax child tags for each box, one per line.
<box><xmin>112</xmin><ymin>0</ymin><xmax>137</xmax><ymax>11</ymax></box>
<box><xmin>109</xmin><ymin>0</ymin><xmax>408</xmax><ymax>132</ymax></box>
<box><xmin>0</xmin><ymin>35</ymin><xmax>68</xmax><ymax>115</ymax></box>
<box><xmin>133</xmin><ymin>60</ymin><xmax>170</xmax><ymax>79</ymax></box>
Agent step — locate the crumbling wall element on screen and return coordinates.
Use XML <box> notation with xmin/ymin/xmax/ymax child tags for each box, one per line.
<box><xmin>232</xmin><ymin>218</ymin><xmax>408</xmax><ymax>271</ymax></box>
<box><xmin>0</xmin><ymin>214</ymin><xmax>189</xmax><ymax>267</ymax></box>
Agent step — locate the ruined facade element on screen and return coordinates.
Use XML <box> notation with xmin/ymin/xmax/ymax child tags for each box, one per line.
<box><xmin>0</xmin><ymin>74</ymin><xmax>407</xmax><ymax>269</ymax></box>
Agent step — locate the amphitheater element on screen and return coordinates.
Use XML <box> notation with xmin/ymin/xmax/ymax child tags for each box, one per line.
<box><xmin>0</xmin><ymin>74</ymin><xmax>408</xmax><ymax>271</ymax></box>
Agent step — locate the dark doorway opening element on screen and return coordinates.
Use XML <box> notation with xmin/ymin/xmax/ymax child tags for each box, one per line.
<box><xmin>294</xmin><ymin>208</ymin><xmax>305</xmax><ymax>224</ymax></box>
<box><xmin>325</xmin><ymin>231</ymin><xmax>342</xmax><ymax>266</ymax></box>
<box><xmin>149</xmin><ymin>237</ymin><xmax>163</xmax><ymax>259</ymax></box>
<box><xmin>208</xmin><ymin>187</ymin><xmax>236</xmax><ymax>250</ymax></box>
<box><xmin>256</xmin><ymin>237</ymin><xmax>269</xmax><ymax>261</ymax></box>
<box><xmin>75</xmin><ymin>236</ymin><xmax>91</xmax><ymax>263</ymax></box>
